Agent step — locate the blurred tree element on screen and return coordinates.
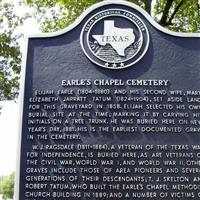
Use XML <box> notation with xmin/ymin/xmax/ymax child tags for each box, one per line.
<box><xmin>154</xmin><ymin>0</ymin><xmax>200</xmax><ymax>32</ymax></box>
<box><xmin>25</xmin><ymin>0</ymin><xmax>200</xmax><ymax>32</ymax></box>
<box><xmin>0</xmin><ymin>173</ymin><xmax>15</xmax><ymax>200</ymax></box>
<box><xmin>0</xmin><ymin>1</ymin><xmax>24</xmax><ymax>102</ymax></box>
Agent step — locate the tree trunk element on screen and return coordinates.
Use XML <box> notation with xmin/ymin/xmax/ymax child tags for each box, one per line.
<box><xmin>143</xmin><ymin>0</ymin><xmax>152</xmax><ymax>14</ymax></box>
<box><xmin>159</xmin><ymin>0</ymin><xmax>174</xmax><ymax>26</ymax></box>
<box><xmin>168</xmin><ymin>0</ymin><xmax>184</xmax><ymax>25</ymax></box>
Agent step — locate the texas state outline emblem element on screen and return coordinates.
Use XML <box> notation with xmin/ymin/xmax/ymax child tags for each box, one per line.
<box><xmin>81</xmin><ymin>9</ymin><xmax>150</xmax><ymax>69</ymax></box>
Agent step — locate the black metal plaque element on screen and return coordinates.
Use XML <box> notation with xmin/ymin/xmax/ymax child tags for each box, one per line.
<box><xmin>16</xmin><ymin>1</ymin><xmax>200</xmax><ymax>199</ymax></box>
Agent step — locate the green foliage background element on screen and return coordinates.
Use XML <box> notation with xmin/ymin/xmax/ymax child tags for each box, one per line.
<box><xmin>0</xmin><ymin>173</ymin><xmax>15</xmax><ymax>199</ymax></box>
<box><xmin>0</xmin><ymin>1</ymin><xmax>23</xmax><ymax>101</ymax></box>
<box><xmin>25</xmin><ymin>0</ymin><xmax>200</xmax><ymax>32</ymax></box>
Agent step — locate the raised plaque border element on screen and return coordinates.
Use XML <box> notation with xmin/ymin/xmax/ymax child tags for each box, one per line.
<box><xmin>14</xmin><ymin>1</ymin><xmax>200</xmax><ymax>199</ymax></box>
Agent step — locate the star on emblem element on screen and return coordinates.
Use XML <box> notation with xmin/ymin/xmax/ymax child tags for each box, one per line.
<box><xmin>112</xmin><ymin>63</ymin><xmax>117</xmax><ymax>68</ymax></box>
<box><xmin>105</xmin><ymin>63</ymin><xmax>109</xmax><ymax>67</ymax></box>
<box><xmin>120</xmin><ymin>63</ymin><xmax>124</xmax><ymax>67</ymax></box>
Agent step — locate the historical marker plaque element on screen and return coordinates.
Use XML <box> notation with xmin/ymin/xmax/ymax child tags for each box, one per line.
<box><xmin>15</xmin><ymin>1</ymin><xmax>200</xmax><ymax>199</ymax></box>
